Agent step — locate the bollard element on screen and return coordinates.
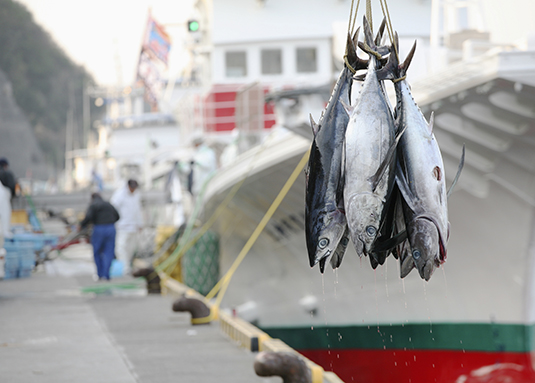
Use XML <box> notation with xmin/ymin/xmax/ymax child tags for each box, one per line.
<box><xmin>172</xmin><ymin>295</ymin><xmax>211</xmax><ymax>325</ymax></box>
<box><xmin>132</xmin><ymin>267</ymin><xmax>161</xmax><ymax>294</ymax></box>
<box><xmin>254</xmin><ymin>351</ymin><xmax>311</xmax><ymax>383</ymax></box>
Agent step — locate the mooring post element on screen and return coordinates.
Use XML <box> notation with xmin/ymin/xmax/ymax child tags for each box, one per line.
<box><xmin>172</xmin><ymin>295</ymin><xmax>212</xmax><ymax>325</ymax></box>
<box><xmin>254</xmin><ymin>351</ymin><xmax>311</xmax><ymax>383</ymax></box>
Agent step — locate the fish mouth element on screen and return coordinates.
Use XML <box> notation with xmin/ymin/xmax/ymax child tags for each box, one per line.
<box><xmin>414</xmin><ymin>215</ymin><xmax>447</xmax><ymax>264</ymax></box>
<box><xmin>314</xmin><ymin>250</ymin><xmax>331</xmax><ymax>273</ymax></box>
<box><xmin>350</xmin><ymin>235</ymin><xmax>366</xmax><ymax>257</ymax></box>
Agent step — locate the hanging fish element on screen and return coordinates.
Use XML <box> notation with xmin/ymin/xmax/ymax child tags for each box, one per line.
<box><xmin>305</xmin><ymin>29</ymin><xmax>367</xmax><ymax>273</ymax></box>
<box><xmin>384</xmin><ymin>35</ymin><xmax>464</xmax><ymax>281</ymax></box>
<box><xmin>343</xmin><ymin>16</ymin><xmax>403</xmax><ymax>263</ymax></box>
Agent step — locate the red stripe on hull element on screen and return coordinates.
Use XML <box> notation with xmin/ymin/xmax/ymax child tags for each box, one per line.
<box><xmin>300</xmin><ymin>349</ymin><xmax>535</xmax><ymax>383</ymax></box>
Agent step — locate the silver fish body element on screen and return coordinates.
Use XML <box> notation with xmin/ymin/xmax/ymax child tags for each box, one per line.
<box><xmin>343</xmin><ymin>54</ymin><xmax>396</xmax><ymax>258</ymax></box>
<box><xmin>394</xmin><ymin>78</ymin><xmax>449</xmax><ymax>281</ymax></box>
<box><xmin>305</xmin><ymin>61</ymin><xmax>355</xmax><ymax>271</ymax></box>
<box><xmin>305</xmin><ymin>30</ymin><xmax>367</xmax><ymax>272</ymax></box>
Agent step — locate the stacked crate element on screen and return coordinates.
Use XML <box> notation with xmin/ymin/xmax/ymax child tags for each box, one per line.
<box><xmin>4</xmin><ymin>240</ymin><xmax>35</xmax><ymax>279</ymax></box>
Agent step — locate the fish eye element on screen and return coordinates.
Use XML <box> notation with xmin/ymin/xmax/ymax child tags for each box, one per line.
<box><xmin>412</xmin><ymin>249</ymin><xmax>421</xmax><ymax>259</ymax></box>
<box><xmin>365</xmin><ymin>226</ymin><xmax>377</xmax><ymax>237</ymax></box>
<box><xmin>319</xmin><ymin>238</ymin><xmax>329</xmax><ymax>249</ymax></box>
<box><xmin>341</xmin><ymin>237</ymin><xmax>349</xmax><ymax>246</ymax></box>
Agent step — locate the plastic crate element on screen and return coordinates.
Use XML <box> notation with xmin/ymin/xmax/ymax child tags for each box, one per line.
<box><xmin>3</xmin><ymin>241</ymin><xmax>35</xmax><ymax>279</ymax></box>
<box><xmin>11</xmin><ymin>233</ymin><xmax>60</xmax><ymax>252</ymax></box>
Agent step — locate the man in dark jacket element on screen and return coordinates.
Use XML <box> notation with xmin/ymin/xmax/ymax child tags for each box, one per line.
<box><xmin>80</xmin><ymin>193</ymin><xmax>120</xmax><ymax>281</ymax></box>
<box><xmin>0</xmin><ymin>158</ymin><xmax>16</xmax><ymax>198</ymax></box>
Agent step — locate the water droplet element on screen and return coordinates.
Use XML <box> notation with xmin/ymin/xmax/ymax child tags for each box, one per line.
<box><xmin>432</xmin><ymin>364</ymin><xmax>435</xmax><ymax>368</ymax></box>
<box><xmin>394</xmin><ymin>362</ymin><xmax>397</xmax><ymax>367</ymax></box>
<box><xmin>311</xmin><ymin>326</ymin><xmax>314</xmax><ymax>330</ymax></box>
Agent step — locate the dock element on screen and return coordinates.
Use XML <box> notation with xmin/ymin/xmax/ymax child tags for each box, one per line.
<box><xmin>0</xmin><ymin>246</ymin><xmax>343</xmax><ymax>383</ymax></box>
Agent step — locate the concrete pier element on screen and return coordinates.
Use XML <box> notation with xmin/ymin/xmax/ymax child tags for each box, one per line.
<box><xmin>0</xmin><ymin>272</ymin><xmax>278</xmax><ymax>383</ymax></box>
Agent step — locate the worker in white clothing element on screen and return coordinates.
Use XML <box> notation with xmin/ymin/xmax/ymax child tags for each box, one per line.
<box><xmin>187</xmin><ymin>134</ymin><xmax>218</xmax><ymax>197</ymax></box>
<box><xmin>110</xmin><ymin>179</ymin><xmax>144</xmax><ymax>275</ymax></box>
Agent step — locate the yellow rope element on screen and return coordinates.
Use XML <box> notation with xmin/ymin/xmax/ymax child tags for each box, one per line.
<box><xmin>344</xmin><ymin>55</ymin><xmax>357</xmax><ymax>74</ymax></box>
<box><xmin>205</xmin><ymin>150</ymin><xmax>310</xmax><ymax>308</ymax></box>
<box><xmin>392</xmin><ymin>75</ymin><xmax>406</xmax><ymax>84</ymax></box>
<box><xmin>155</xmin><ymin>130</ymin><xmax>281</xmax><ymax>276</ymax></box>
<box><xmin>361</xmin><ymin>41</ymin><xmax>382</xmax><ymax>60</ymax></box>
<box><xmin>366</xmin><ymin>0</ymin><xmax>373</xmax><ymax>34</ymax></box>
<box><xmin>379</xmin><ymin>0</ymin><xmax>398</xmax><ymax>61</ymax></box>
<box><xmin>347</xmin><ymin>0</ymin><xmax>355</xmax><ymax>36</ymax></box>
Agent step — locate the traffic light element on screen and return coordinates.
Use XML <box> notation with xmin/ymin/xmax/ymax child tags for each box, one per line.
<box><xmin>188</xmin><ymin>20</ymin><xmax>199</xmax><ymax>32</ymax></box>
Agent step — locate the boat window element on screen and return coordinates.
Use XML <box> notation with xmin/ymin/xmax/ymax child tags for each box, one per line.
<box><xmin>261</xmin><ymin>49</ymin><xmax>282</xmax><ymax>75</ymax></box>
<box><xmin>296</xmin><ymin>47</ymin><xmax>317</xmax><ymax>73</ymax></box>
<box><xmin>225</xmin><ymin>51</ymin><xmax>247</xmax><ymax>77</ymax></box>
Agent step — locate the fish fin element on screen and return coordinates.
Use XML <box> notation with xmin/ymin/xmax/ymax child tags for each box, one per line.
<box><xmin>362</xmin><ymin>16</ymin><xmax>375</xmax><ymax>49</ymax></box>
<box><xmin>395</xmin><ymin>161</ymin><xmax>417</xmax><ymax>213</ymax></box>
<box><xmin>373</xmin><ymin>230</ymin><xmax>408</xmax><ymax>253</ymax></box>
<box><xmin>376</xmin><ymin>47</ymin><xmax>399</xmax><ymax>81</ymax></box>
<box><xmin>340</xmin><ymin>100</ymin><xmax>354</xmax><ymax>116</ymax></box>
<box><xmin>345</xmin><ymin>32</ymin><xmax>358</xmax><ymax>70</ymax></box>
<box><xmin>399</xmin><ymin>38</ymin><xmax>417</xmax><ymax>78</ymax></box>
<box><xmin>360</xmin><ymin>16</ymin><xmax>390</xmax><ymax>58</ymax></box>
<box><xmin>346</xmin><ymin>28</ymin><xmax>369</xmax><ymax>74</ymax></box>
<box><xmin>428</xmin><ymin>111</ymin><xmax>435</xmax><ymax>134</ymax></box>
<box><xmin>369</xmin><ymin>122</ymin><xmax>407</xmax><ymax>192</ymax></box>
<box><xmin>447</xmin><ymin>144</ymin><xmax>466</xmax><ymax>198</ymax></box>
<box><xmin>309</xmin><ymin>114</ymin><xmax>320</xmax><ymax>137</ymax></box>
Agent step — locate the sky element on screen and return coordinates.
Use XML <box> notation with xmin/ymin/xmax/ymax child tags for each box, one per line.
<box><xmin>17</xmin><ymin>0</ymin><xmax>195</xmax><ymax>87</ymax></box>
<box><xmin>15</xmin><ymin>0</ymin><xmax>535</xmax><ymax>88</ymax></box>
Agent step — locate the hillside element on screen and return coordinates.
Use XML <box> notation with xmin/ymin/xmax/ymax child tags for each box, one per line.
<box><xmin>0</xmin><ymin>0</ymin><xmax>98</xmax><ymax>176</ymax></box>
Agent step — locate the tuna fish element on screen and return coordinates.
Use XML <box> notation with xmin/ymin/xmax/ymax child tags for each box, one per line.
<box><xmin>305</xmin><ymin>29</ymin><xmax>367</xmax><ymax>273</ymax></box>
<box><xmin>385</xmin><ymin>36</ymin><xmax>464</xmax><ymax>280</ymax></box>
<box><xmin>343</xmin><ymin>16</ymin><xmax>402</xmax><ymax>262</ymax></box>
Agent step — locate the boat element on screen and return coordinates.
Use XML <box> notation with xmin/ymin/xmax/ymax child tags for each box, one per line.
<box><xmin>187</xmin><ymin>1</ymin><xmax>535</xmax><ymax>382</ymax></box>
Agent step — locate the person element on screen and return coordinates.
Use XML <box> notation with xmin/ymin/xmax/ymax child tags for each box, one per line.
<box><xmin>80</xmin><ymin>193</ymin><xmax>120</xmax><ymax>281</ymax></box>
<box><xmin>0</xmin><ymin>157</ymin><xmax>16</xmax><ymax>241</ymax></box>
<box><xmin>110</xmin><ymin>179</ymin><xmax>144</xmax><ymax>275</ymax></box>
<box><xmin>187</xmin><ymin>134</ymin><xmax>217</xmax><ymax>197</ymax></box>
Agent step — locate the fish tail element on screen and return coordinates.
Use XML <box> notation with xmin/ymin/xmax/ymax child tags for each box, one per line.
<box><xmin>359</xmin><ymin>16</ymin><xmax>390</xmax><ymax>58</ymax></box>
<box><xmin>345</xmin><ymin>28</ymin><xmax>368</xmax><ymax>74</ymax></box>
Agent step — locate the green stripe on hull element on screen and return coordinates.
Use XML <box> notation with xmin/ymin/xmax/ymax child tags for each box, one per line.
<box><xmin>262</xmin><ymin>323</ymin><xmax>533</xmax><ymax>353</ymax></box>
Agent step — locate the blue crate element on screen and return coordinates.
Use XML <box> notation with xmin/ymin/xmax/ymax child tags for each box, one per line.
<box><xmin>3</xmin><ymin>241</ymin><xmax>35</xmax><ymax>279</ymax></box>
<box><xmin>11</xmin><ymin>233</ymin><xmax>60</xmax><ymax>252</ymax></box>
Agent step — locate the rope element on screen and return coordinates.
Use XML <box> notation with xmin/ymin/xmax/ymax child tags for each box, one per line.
<box><xmin>344</xmin><ymin>0</ymin><xmax>361</xmax><ymax>74</ymax></box>
<box><xmin>392</xmin><ymin>75</ymin><xmax>406</xmax><ymax>84</ymax></box>
<box><xmin>154</xmin><ymin>129</ymin><xmax>283</xmax><ymax>278</ymax></box>
<box><xmin>361</xmin><ymin>41</ymin><xmax>382</xmax><ymax>60</ymax></box>
<box><xmin>205</xmin><ymin>150</ymin><xmax>310</xmax><ymax>310</ymax></box>
<box><xmin>379</xmin><ymin>0</ymin><xmax>398</xmax><ymax>60</ymax></box>
<box><xmin>344</xmin><ymin>55</ymin><xmax>357</xmax><ymax>74</ymax></box>
<box><xmin>366</xmin><ymin>0</ymin><xmax>373</xmax><ymax>34</ymax></box>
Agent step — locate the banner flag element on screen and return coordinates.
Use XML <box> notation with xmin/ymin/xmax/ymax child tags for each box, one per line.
<box><xmin>143</xmin><ymin>15</ymin><xmax>171</xmax><ymax>66</ymax></box>
<box><xmin>136</xmin><ymin>12</ymin><xmax>172</xmax><ymax>111</ymax></box>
